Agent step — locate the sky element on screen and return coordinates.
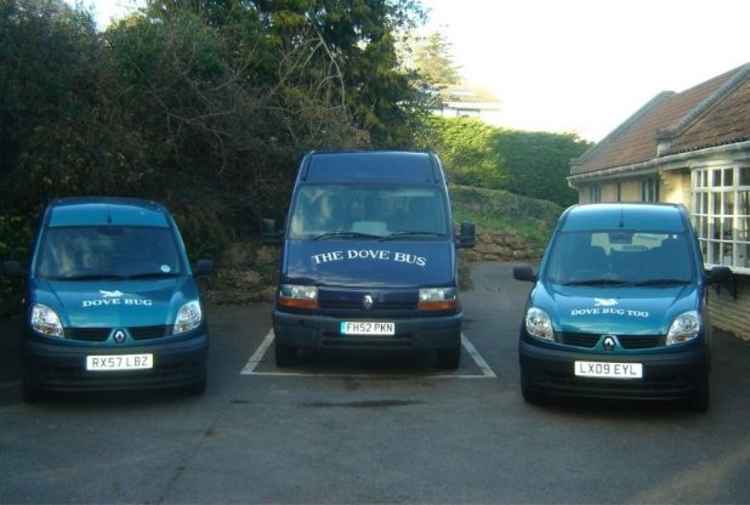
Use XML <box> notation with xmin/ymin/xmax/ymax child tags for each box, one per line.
<box><xmin>77</xmin><ymin>0</ymin><xmax>750</xmax><ymax>142</ymax></box>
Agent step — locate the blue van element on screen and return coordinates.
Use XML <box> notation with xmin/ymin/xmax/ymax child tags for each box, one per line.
<box><xmin>264</xmin><ymin>151</ymin><xmax>475</xmax><ymax>368</ymax></box>
<box><xmin>3</xmin><ymin>198</ymin><xmax>212</xmax><ymax>401</ymax></box>
<box><xmin>513</xmin><ymin>203</ymin><xmax>732</xmax><ymax>411</ymax></box>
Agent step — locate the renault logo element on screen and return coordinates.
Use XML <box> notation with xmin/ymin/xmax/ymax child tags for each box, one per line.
<box><xmin>112</xmin><ymin>329</ymin><xmax>127</xmax><ymax>344</ymax></box>
<box><xmin>602</xmin><ymin>335</ymin><xmax>618</xmax><ymax>351</ymax></box>
<box><xmin>363</xmin><ymin>294</ymin><xmax>374</xmax><ymax>310</ymax></box>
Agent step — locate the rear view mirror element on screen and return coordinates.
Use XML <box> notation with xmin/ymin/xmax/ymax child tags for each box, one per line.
<box><xmin>2</xmin><ymin>260</ymin><xmax>24</xmax><ymax>278</ymax></box>
<box><xmin>194</xmin><ymin>259</ymin><xmax>214</xmax><ymax>277</ymax></box>
<box><xmin>457</xmin><ymin>222</ymin><xmax>476</xmax><ymax>249</ymax></box>
<box><xmin>513</xmin><ymin>265</ymin><xmax>537</xmax><ymax>282</ymax></box>
<box><xmin>262</xmin><ymin>218</ymin><xmax>282</xmax><ymax>245</ymax></box>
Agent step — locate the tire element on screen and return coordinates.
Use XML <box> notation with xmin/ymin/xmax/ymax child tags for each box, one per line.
<box><xmin>187</xmin><ymin>376</ymin><xmax>207</xmax><ymax>396</ymax></box>
<box><xmin>688</xmin><ymin>372</ymin><xmax>710</xmax><ymax>413</ymax></box>
<box><xmin>521</xmin><ymin>368</ymin><xmax>545</xmax><ymax>405</ymax></box>
<box><xmin>22</xmin><ymin>377</ymin><xmax>42</xmax><ymax>404</ymax></box>
<box><xmin>436</xmin><ymin>346</ymin><xmax>461</xmax><ymax>370</ymax></box>
<box><xmin>275</xmin><ymin>343</ymin><xmax>298</xmax><ymax>367</ymax></box>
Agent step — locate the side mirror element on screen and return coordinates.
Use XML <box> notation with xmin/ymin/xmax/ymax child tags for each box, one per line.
<box><xmin>457</xmin><ymin>222</ymin><xmax>476</xmax><ymax>249</ymax></box>
<box><xmin>262</xmin><ymin>218</ymin><xmax>282</xmax><ymax>245</ymax></box>
<box><xmin>513</xmin><ymin>265</ymin><xmax>537</xmax><ymax>282</ymax></box>
<box><xmin>194</xmin><ymin>259</ymin><xmax>214</xmax><ymax>277</ymax></box>
<box><xmin>706</xmin><ymin>266</ymin><xmax>731</xmax><ymax>284</ymax></box>
<box><xmin>2</xmin><ymin>260</ymin><xmax>24</xmax><ymax>278</ymax></box>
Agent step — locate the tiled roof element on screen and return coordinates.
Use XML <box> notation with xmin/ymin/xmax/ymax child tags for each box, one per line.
<box><xmin>572</xmin><ymin>65</ymin><xmax>749</xmax><ymax>175</ymax></box>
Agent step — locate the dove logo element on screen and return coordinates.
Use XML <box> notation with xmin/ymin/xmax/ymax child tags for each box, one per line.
<box><xmin>100</xmin><ymin>290</ymin><xmax>125</xmax><ymax>298</ymax></box>
<box><xmin>594</xmin><ymin>298</ymin><xmax>618</xmax><ymax>307</ymax></box>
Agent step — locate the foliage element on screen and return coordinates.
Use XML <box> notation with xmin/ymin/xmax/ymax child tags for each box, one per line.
<box><xmin>413</xmin><ymin>31</ymin><xmax>461</xmax><ymax>93</ymax></box>
<box><xmin>418</xmin><ymin>117</ymin><xmax>592</xmax><ymax>207</ymax></box>
<box><xmin>0</xmin><ymin>216</ymin><xmax>33</xmax><ymax>316</ymax></box>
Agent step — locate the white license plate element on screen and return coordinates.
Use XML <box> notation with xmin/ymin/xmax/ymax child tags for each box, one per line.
<box><xmin>574</xmin><ymin>361</ymin><xmax>643</xmax><ymax>379</ymax></box>
<box><xmin>340</xmin><ymin>321</ymin><xmax>395</xmax><ymax>336</ymax></box>
<box><xmin>86</xmin><ymin>354</ymin><xmax>154</xmax><ymax>371</ymax></box>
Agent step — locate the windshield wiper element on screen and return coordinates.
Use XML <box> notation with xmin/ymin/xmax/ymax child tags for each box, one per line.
<box><xmin>45</xmin><ymin>274</ymin><xmax>126</xmax><ymax>281</ymax></box>
<box><xmin>380</xmin><ymin>231</ymin><xmax>444</xmax><ymax>241</ymax></box>
<box><xmin>313</xmin><ymin>231</ymin><xmax>384</xmax><ymax>240</ymax></box>
<box><xmin>562</xmin><ymin>279</ymin><xmax>630</xmax><ymax>286</ymax></box>
<box><xmin>126</xmin><ymin>272</ymin><xmax>180</xmax><ymax>280</ymax></box>
<box><xmin>633</xmin><ymin>278</ymin><xmax>690</xmax><ymax>286</ymax></box>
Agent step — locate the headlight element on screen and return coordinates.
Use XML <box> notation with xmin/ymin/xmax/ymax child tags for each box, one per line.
<box><xmin>174</xmin><ymin>300</ymin><xmax>203</xmax><ymax>335</ymax></box>
<box><xmin>278</xmin><ymin>284</ymin><xmax>318</xmax><ymax>309</ymax></box>
<box><xmin>31</xmin><ymin>303</ymin><xmax>64</xmax><ymax>337</ymax></box>
<box><xmin>525</xmin><ymin>307</ymin><xmax>554</xmax><ymax>341</ymax></box>
<box><xmin>666</xmin><ymin>310</ymin><xmax>701</xmax><ymax>345</ymax></box>
<box><xmin>418</xmin><ymin>287</ymin><xmax>457</xmax><ymax>311</ymax></box>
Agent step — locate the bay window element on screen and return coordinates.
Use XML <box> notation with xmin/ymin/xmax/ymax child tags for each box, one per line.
<box><xmin>692</xmin><ymin>166</ymin><xmax>750</xmax><ymax>272</ymax></box>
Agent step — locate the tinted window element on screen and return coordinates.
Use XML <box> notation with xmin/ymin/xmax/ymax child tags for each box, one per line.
<box><xmin>36</xmin><ymin>226</ymin><xmax>182</xmax><ymax>279</ymax></box>
<box><xmin>289</xmin><ymin>185</ymin><xmax>448</xmax><ymax>239</ymax></box>
<box><xmin>545</xmin><ymin>230</ymin><xmax>693</xmax><ymax>285</ymax></box>
<box><xmin>308</xmin><ymin>154</ymin><xmax>434</xmax><ymax>183</ymax></box>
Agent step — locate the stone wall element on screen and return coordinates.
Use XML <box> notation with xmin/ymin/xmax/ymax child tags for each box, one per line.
<box><xmin>461</xmin><ymin>232</ymin><xmax>545</xmax><ymax>263</ymax></box>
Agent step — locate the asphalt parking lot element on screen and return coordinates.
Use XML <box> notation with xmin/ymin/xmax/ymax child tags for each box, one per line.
<box><xmin>2</xmin><ymin>262</ymin><xmax>750</xmax><ymax>504</ymax></box>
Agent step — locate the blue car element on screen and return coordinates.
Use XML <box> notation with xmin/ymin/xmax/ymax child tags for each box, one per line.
<box><xmin>513</xmin><ymin>203</ymin><xmax>731</xmax><ymax>411</ymax></box>
<box><xmin>265</xmin><ymin>151</ymin><xmax>476</xmax><ymax>368</ymax></box>
<box><xmin>3</xmin><ymin>198</ymin><xmax>212</xmax><ymax>401</ymax></box>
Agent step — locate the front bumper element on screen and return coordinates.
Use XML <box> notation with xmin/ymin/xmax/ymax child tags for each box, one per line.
<box><xmin>520</xmin><ymin>339</ymin><xmax>708</xmax><ymax>401</ymax></box>
<box><xmin>273</xmin><ymin>309</ymin><xmax>462</xmax><ymax>351</ymax></box>
<box><xmin>24</xmin><ymin>334</ymin><xmax>208</xmax><ymax>392</ymax></box>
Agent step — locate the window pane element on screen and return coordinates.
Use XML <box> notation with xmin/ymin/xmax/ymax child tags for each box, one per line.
<box><xmin>700</xmin><ymin>216</ymin><xmax>708</xmax><ymax>238</ymax></box>
<box><xmin>738</xmin><ymin>243</ymin><xmax>750</xmax><ymax>268</ymax></box>
<box><xmin>721</xmin><ymin>243</ymin><xmax>734</xmax><ymax>266</ymax></box>
<box><xmin>739</xmin><ymin>216</ymin><xmax>750</xmax><ymax>241</ymax></box>
<box><xmin>725</xmin><ymin>168</ymin><xmax>734</xmax><ymax>186</ymax></box>
<box><xmin>722</xmin><ymin>217</ymin><xmax>733</xmax><ymax>240</ymax></box>
<box><xmin>713</xmin><ymin>192</ymin><xmax>721</xmax><ymax>215</ymax></box>
<box><xmin>713</xmin><ymin>170</ymin><xmax>722</xmax><ymax>186</ymax></box>
<box><xmin>712</xmin><ymin>218</ymin><xmax>721</xmax><ymax>239</ymax></box>
<box><xmin>740</xmin><ymin>191</ymin><xmax>750</xmax><ymax>215</ymax></box>
<box><xmin>711</xmin><ymin>241</ymin><xmax>721</xmax><ymax>264</ymax></box>
<box><xmin>702</xmin><ymin>193</ymin><xmax>709</xmax><ymax>214</ymax></box>
<box><xmin>741</xmin><ymin>167</ymin><xmax>750</xmax><ymax>186</ymax></box>
<box><xmin>695</xmin><ymin>170</ymin><xmax>702</xmax><ymax>188</ymax></box>
<box><xmin>703</xmin><ymin>170</ymin><xmax>708</xmax><ymax>187</ymax></box>
<box><xmin>700</xmin><ymin>240</ymin><xmax>708</xmax><ymax>259</ymax></box>
<box><xmin>725</xmin><ymin>191</ymin><xmax>735</xmax><ymax>216</ymax></box>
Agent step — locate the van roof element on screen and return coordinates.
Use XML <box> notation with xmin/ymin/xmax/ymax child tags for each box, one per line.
<box><xmin>304</xmin><ymin>151</ymin><xmax>439</xmax><ymax>183</ymax></box>
<box><xmin>561</xmin><ymin>203</ymin><xmax>687</xmax><ymax>233</ymax></box>
<box><xmin>47</xmin><ymin>197</ymin><xmax>170</xmax><ymax>228</ymax></box>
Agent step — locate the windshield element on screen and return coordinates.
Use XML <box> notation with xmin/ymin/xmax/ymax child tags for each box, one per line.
<box><xmin>288</xmin><ymin>185</ymin><xmax>449</xmax><ymax>240</ymax></box>
<box><xmin>35</xmin><ymin>226</ymin><xmax>183</xmax><ymax>280</ymax></box>
<box><xmin>544</xmin><ymin>230</ymin><xmax>694</xmax><ymax>285</ymax></box>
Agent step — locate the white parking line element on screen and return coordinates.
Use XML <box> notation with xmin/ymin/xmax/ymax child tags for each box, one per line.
<box><xmin>240</xmin><ymin>330</ymin><xmax>497</xmax><ymax>379</ymax></box>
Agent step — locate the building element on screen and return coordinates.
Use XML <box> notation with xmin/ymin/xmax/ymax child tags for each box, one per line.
<box><xmin>568</xmin><ymin>63</ymin><xmax>750</xmax><ymax>340</ymax></box>
<box><xmin>431</xmin><ymin>85</ymin><xmax>503</xmax><ymax>125</ymax></box>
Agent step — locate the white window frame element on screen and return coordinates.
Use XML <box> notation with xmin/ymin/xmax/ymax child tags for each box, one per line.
<box><xmin>641</xmin><ymin>177</ymin><xmax>660</xmax><ymax>202</ymax></box>
<box><xmin>590</xmin><ymin>184</ymin><xmax>601</xmax><ymax>203</ymax></box>
<box><xmin>691</xmin><ymin>165</ymin><xmax>750</xmax><ymax>274</ymax></box>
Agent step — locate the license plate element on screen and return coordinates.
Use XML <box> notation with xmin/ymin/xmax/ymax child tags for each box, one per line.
<box><xmin>574</xmin><ymin>361</ymin><xmax>643</xmax><ymax>379</ymax></box>
<box><xmin>86</xmin><ymin>354</ymin><xmax>153</xmax><ymax>371</ymax></box>
<box><xmin>340</xmin><ymin>321</ymin><xmax>395</xmax><ymax>336</ymax></box>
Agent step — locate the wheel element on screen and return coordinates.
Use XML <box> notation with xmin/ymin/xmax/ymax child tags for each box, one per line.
<box><xmin>275</xmin><ymin>343</ymin><xmax>298</xmax><ymax>367</ymax></box>
<box><xmin>22</xmin><ymin>377</ymin><xmax>42</xmax><ymax>404</ymax></box>
<box><xmin>688</xmin><ymin>372</ymin><xmax>710</xmax><ymax>413</ymax></box>
<box><xmin>436</xmin><ymin>346</ymin><xmax>461</xmax><ymax>370</ymax></box>
<box><xmin>186</xmin><ymin>376</ymin><xmax>207</xmax><ymax>396</ymax></box>
<box><xmin>521</xmin><ymin>368</ymin><xmax>545</xmax><ymax>405</ymax></box>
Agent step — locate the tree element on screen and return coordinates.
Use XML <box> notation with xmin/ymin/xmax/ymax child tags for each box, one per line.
<box><xmin>413</xmin><ymin>30</ymin><xmax>461</xmax><ymax>94</ymax></box>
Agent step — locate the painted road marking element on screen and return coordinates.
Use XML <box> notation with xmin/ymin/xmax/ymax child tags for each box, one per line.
<box><xmin>241</xmin><ymin>330</ymin><xmax>497</xmax><ymax>379</ymax></box>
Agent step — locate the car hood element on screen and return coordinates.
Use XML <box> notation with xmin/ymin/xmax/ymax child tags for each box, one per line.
<box><xmin>30</xmin><ymin>277</ymin><xmax>199</xmax><ymax>328</ymax></box>
<box><xmin>531</xmin><ymin>282</ymin><xmax>700</xmax><ymax>335</ymax></box>
<box><xmin>282</xmin><ymin>240</ymin><xmax>455</xmax><ymax>288</ymax></box>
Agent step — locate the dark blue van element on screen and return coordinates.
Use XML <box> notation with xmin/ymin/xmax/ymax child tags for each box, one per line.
<box><xmin>265</xmin><ymin>151</ymin><xmax>475</xmax><ymax>368</ymax></box>
<box><xmin>513</xmin><ymin>203</ymin><xmax>731</xmax><ymax>411</ymax></box>
<box><xmin>3</xmin><ymin>198</ymin><xmax>212</xmax><ymax>401</ymax></box>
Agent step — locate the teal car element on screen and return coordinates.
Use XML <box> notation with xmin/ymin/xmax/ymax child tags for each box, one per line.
<box><xmin>513</xmin><ymin>203</ymin><xmax>731</xmax><ymax>411</ymax></box>
<box><xmin>3</xmin><ymin>198</ymin><xmax>212</xmax><ymax>401</ymax></box>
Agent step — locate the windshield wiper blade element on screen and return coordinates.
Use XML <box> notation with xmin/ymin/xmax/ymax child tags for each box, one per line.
<box><xmin>633</xmin><ymin>278</ymin><xmax>690</xmax><ymax>286</ymax></box>
<box><xmin>562</xmin><ymin>279</ymin><xmax>630</xmax><ymax>286</ymax></box>
<box><xmin>126</xmin><ymin>272</ymin><xmax>179</xmax><ymax>280</ymax></box>
<box><xmin>313</xmin><ymin>231</ymin><xmax>383</xmax><ymax>240</ymax></box>
<box><xmin>380</xmin><ymin>231</ymin><xmax>444</xmax><ymax>241</ymax></box>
